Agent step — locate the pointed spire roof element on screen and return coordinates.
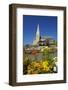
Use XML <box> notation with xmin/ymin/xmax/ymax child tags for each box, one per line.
<box><xmin>36</xmin><ymin>24</ymin><xmax>40</xmax><ymax>35</ymax></box>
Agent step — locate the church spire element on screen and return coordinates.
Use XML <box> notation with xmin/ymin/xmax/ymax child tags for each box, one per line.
<box><xmin>32</xmin><ymin>24</ymin><xmax>40</xmax><ymax>45</ymax></box>
<box><xmin>36</xmin><ymin>24</ymin><xmax>40</xmax><ymax>43</ymax></box>
<box><xmin>36</xmin><ymin>24</ymin><xmax>40</xmax><ymax>36</ymax></box>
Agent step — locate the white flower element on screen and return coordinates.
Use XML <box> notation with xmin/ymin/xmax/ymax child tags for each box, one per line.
<box><xmin>53</xmin><ymin>66</ymin><xmax>56</xmax><ymax>72</ymax></box>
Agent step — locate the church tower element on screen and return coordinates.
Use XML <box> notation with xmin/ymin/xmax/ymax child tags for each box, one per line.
<box><xmin>33</xmin><ymin>24</ymin><xmax>40</xmax><ymax>45</ymax></box>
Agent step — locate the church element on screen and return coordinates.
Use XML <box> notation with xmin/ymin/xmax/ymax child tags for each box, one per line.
<box><xmin>32</xmin><ymin>24</ymin><xmax>54</xmax><ymax>46</ymax></box>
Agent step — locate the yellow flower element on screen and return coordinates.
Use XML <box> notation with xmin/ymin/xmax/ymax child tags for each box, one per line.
<box><xmin>43</xmin><ymin>66</ymin><xmax>50</xmax><ymax>72</ymax></box>
<box><xmin>45</xmin><ymin>46</ymin><xmax>48</xmax><ymax>49</ymax></box>
<box><xmin>45</xmin><ymin>67</ymin><xmax>50</xmax><ymax>71</ymax></box>
<box><xmin>41</xmin><ymin>48</ymin><xmax>44</xmax><ymax>52</ymax></box>
<box><xmin>42</xmin><ymin>60</ymin><xmax>49</xmax><ymax>68</ymax></box>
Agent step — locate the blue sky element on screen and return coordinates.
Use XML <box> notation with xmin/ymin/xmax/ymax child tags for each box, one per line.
<box><xmin>23</xmin><ymin>15</ymin><xmax>57</xmax><ymax>45</ymax></box>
